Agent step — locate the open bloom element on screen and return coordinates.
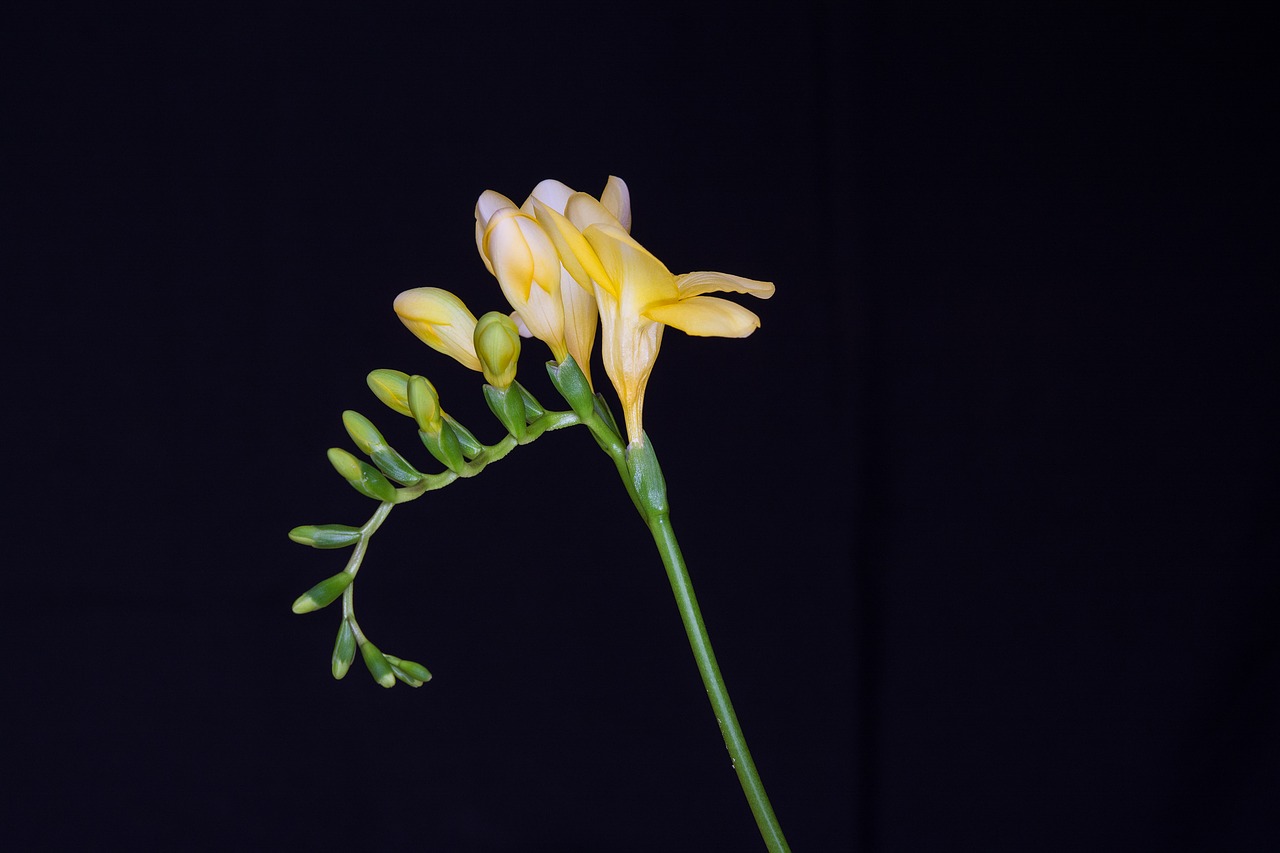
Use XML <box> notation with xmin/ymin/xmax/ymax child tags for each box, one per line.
<box><xmin>476</xmin><ymin>178</ymin><xmax>629</xmax><ymax>386</ymax></box>
<box><xmin>534</xmin><ymin>181</ymin><xmax>774</xmax><ymax>446</ymax></box>
<box><xmin>393</xmin><ymin>287</ymin><xmax>482</xmax><ymax>372</ymax></box>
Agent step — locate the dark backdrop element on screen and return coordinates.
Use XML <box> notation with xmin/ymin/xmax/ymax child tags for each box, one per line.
<box><xmin>7</xmin><ymin>3</ymin><xmax>1274</xmax><ymax>851</ymax></box>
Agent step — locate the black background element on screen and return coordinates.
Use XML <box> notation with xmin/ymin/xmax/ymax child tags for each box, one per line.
<box><xmin>6</xmin><ymin>3</ymin><xmax>1275</xmax><ymax>851</ymax></box>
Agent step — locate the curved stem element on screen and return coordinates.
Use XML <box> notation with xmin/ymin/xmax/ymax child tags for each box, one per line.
<box><xmin>646</xmin><ymin>513</ymin><xmax>791</xmax><ymax>853</ymax></box>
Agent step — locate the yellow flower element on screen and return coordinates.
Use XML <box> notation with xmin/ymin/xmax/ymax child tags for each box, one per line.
<box><xmin>476</xmin><ymin>178</ymin><xmax>630</xmax><ymax>386</ymax></box>
<box><xmin>534</xmin><ymin>179</ymin><xmax>774</xmax><ymax>446</ymax></box>
<box><xmin>392</xmin><ymin>287</ymin><xmax>482</xmax><ymax>372</ymax></box>
<box><xmin>475</xmin><ymin>189</ymin><xmax>568</xmax><ymax>363</ymax></box>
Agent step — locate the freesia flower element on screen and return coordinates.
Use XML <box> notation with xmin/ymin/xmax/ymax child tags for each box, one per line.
<box><xmin>533</xmin><ymin>181</ymin><xmax>774</xmax><ymax>446</ymax></box>
<box><xmin>393</xmin><ymin>287</ymin><xmax>482</xmax><ymax>372</ymax></box>
<box><xmin>474</xmin><ymin>190</ymin><xmax>568</xmax><ymax>365</ymax></box>
<box><xmin>475</xmin><ymin>178</ymin><xmax>631</xmax><ymax>387</ymax></box>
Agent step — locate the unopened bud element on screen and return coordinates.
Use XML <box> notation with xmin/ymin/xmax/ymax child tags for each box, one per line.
<box><xmin>360</xmin><ymin>640</ymin><xmax>396</xmax><ymax>688</ymax></box>
<box><xmin>367</xmin><ymin>369</ymin><xmax>413</xmax><ymax>417</ymax></box>
<box><xmin>332</xmin><ymin>620</ymin><xmax>357</xmax><ymax>679</ymax></box>
<box><xmin>288</xmin><ymin>524</ymin><xmax>363</xmax><ymax>549</ymax></box>
<box><xmin>407</xmin><ymin>375</ymin><xmax>443</xmax><ymax>435</ymax></box>
<box><xmin>474</xmin><ymin>311</ymin><xmax>521</xmax><ymax>389</ymax></box>
<box><xmin>327</xmin><ymin>447</ymin><xmax>397</xmax><ymax>502</ymax></box>
<box><xmin>291</xmin><ymin>571</ymin><xmax>355</xmax><ymax>614</ymax></box>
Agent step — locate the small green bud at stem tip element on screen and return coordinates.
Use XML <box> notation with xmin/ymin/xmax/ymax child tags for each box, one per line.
<box><xmin>332</xmin><ymin>620</ymin><xmax>357</xmax><ymax>679</ymax></box>
<box><xmin>360</xmin><ymin>641</ymin><xmax>397</xmax><ymax>688</ymax></box>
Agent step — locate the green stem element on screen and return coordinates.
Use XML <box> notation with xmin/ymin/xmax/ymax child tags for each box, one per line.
<box><xmin>623</xmin><ymin>436</ymin><xmax>789</xmax><ymax>853</ymax></box>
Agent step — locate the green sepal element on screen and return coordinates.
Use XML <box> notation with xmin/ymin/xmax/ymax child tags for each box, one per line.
<box><xmin>291</xmin><ymin>571</ymin><xmax>355</xmax><ymax>614</ymax></box>
<box><xmin>369</xmin><ymin>445</ymin><xmax>422</xmax><ymax>485</ymax></box>
<box><xmin>547</xmin><ymin>355</ymin><xmax>594</xmax><ymax>420</ymax></box>
<box><xmin>327</xmin><ymin>448</ymin><xmax>398</xmax><ymax>502</ymax></box>
<box><xmin>332</xmin><ymin>620</ymin><xmax>357</xmax><ymax>679</ymax></box>
<box><xmin>419</xmin><ymin>424</ymin><xmax>466</xmax><ymax>474</ymax></box>
<box><xmin>625</xmin><ymin>433</ymin><xmax>669</xmax><ymax>518</ymax></box>
<box><xmin>288</xmin><ymin>524</ymin><xmax>362</xmax><ymax>549</ymax></box>
<box><xmin>443</xmin><ymin>414</ymin><xmax>484</xmax><ymax>459</ymax></box>
<box><xmin>593</xmin><ymin>393</ymin><xmax>623</xmax><ymax>441</ymax></box>
<box><xmin>483</xmin><ymin>383</ymin><xmax>528</xmax><ymax>441</ymax></box>
<box><xmin>360</xmin><ymin>641</ymin><xmax>396</xmax><ymax>688</ymax></box>
<box><xmin>384</xmin><ymin>654</ymin><xmax>433</xmax><ymax>684</ymax></box>
<box><xmin>517</xmin><ymin>382</ymin><xmax>545</xmax><ymax>420</ymax></box>
<box><xmin>367</xmin><ymin>369</ymin><xmax>413</xmax><ymax>417</ymax></box>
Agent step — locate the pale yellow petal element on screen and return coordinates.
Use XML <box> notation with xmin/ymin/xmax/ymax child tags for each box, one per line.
<box><xmin>515</xmin><ymin>214</ymin><xmax>562</xmax><ymax>295</ymax></box>
<box><xmin>565</xmin><ymin>192</ymin><xmax>623</xmax><ymax>232</ymax></box>
<box><xmin>522</xmin><ymin>179</ymin><xmax>575</xmax><ymax>216</ymax></box>
<box><xmin>675</xmin><ymin>270</ymin><xmax>776</xmax><ymax>299</ymax></box>
<box><xmin>601</xmin><ymin>176</ymin><xmax>632</xmax><ymax>232</ymax></box>
<box><xmin>475</xmin><ymin>190</ymin><xmax>517</xmax><ymax>275</ymax></box>
<box><xmin>582</xmin><ymin>224</ymin><xmax>678</xmax><ymax>311</ymax></box>
<box><xmin>643</xmin><ymin>295</ymin><xmax>762</xmax><ymax>338</ymax></box>
<box><xmin>531</xmin><ymin>197</ymin><xmax>615</xmax><ymax>296</ymax></box>
<box><xmin>484</xmin><ymin>209</ymin><xmax>534</xmax><ymax>302</ymax></box>
<box><xmin>560</xmin><ymin>267</ymin><xmax>597</xmax><ymax>384</ymax></box>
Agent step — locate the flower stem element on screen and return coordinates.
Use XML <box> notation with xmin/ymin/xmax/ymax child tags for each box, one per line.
<box><xmin>621</xmin><ymin>435</ymin><xmax>790</xmax><ymax>852</ymax></box>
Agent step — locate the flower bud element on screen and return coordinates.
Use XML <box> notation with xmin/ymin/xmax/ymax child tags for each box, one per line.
<box><xmin>327</xmin><ymin>447</ymin><xmax>398</xmax><ymax>503</ymax></box>
<box><xmin>291</xmin><ymin>571</ymin><xmax>355</xmax><ymax>614</ymax></box>
<box><xmin>342</xmin><ymin>410</ymin><xmax>385</xmax><ymax>456</ymax></box>
<box><xmin>474</xmin><ymin>311</ymin><xmax>521</xmax><ymax>389</ymax></box>
<box><xmin>367</xmin><ymin>369</ymin><xmax>413</xmax><ymax>417</ymax></box>
<box><xmin>288</xmin><ymin>524</ymin><xmax>363</xmax><ymax>549</ymax></box>
<box><xmin>384</xmin><ymin>653</ymin><xmax>432</xmax><ymax>687</ymax></box>
<box><xmin>393</xmin><ymin>287</ymin><xmax>482</xmax><ymax>372</ymax></box>
<box><xmin>332</xmin><ymin>620</ymin><xmax>357</xmax><ymax>679</ymax></box>
<box><xmin>407</xmin><ymin>375</ymin><xmax>443</xmax><ymax>436</ymax></box>
<box><xmin>360</xmin><ymin>640</ymin><xmax>396</xmax><ymax>688</ymax></box>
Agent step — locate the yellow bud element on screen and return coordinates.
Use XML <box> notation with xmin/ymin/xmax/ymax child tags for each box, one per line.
<box><xmin>367</xmin><ymin>369</ymin><xmax>412</xmax><ymax>417</ymax></box>
<box><xmin>407</xmin><ymin>375</ymin><xmax>443</xmax><ymax>435</ymax></box>
<box><xmin>474</xmin><ymin>312</ymin><xmax>521</xmax><ymax>389</ymax></box>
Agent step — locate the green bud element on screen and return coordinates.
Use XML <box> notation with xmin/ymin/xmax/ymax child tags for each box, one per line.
<box><xmin>291</xmin><ymin>571</ymin><xmax>355</xmax><ymax>614</ymax></box>
<box><xmin>360</xmin><ymin>641</ymin><xmax>396</xmax><ymax>688</ymax></box>
<box><xmin>483</xmin><ymin>383</ymin><xmax>528</xmax><ymax>441</ymax></box>
<box><xmin>367</xmin><ymin>369</ymin><xmax>413</xmax><ymax>417</ymax></box>
<box><xmin>327</xmin><ymin>447</ymin><xmax>398</xmax><ymax>502</ymax></box>
<box><xmin>547</xmin><ymin>355</ymin><xmax>595</xmax><ymax>420</ymax></box>
<box><xmin>288</xmin><ymin>524</ymin><xmax>363</xmax><ymax>549</ymax></box>
<box><xmin>332</xmin><ymin>620</ymin><xmax>357</xmax><ymax>679</ymax></box>
<box><xmin>342</xmin><ymin>410</ymin><xmax>385</xmax><ymax>455</ymax></box>
<box><xmin>384</xmin><ymin>654</ymin><xmax>433</xmax><ymax>684</ymax></box>
<box><xmin>474</xmin><ymin>311</ymin><xmax>521</xmax><ymax>389</ymax></box>
<box><xmin>407</xmin><ymin>375</ymin><xmax>443</xmax><ymax>435</ymax></box>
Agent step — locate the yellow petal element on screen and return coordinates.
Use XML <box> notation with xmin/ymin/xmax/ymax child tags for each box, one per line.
<box><xmin>565</xmin><ymin>192</ymin><xmax>623</xmax><ymax>233</ymax></box>
<box><xmin>531</xmin><ymin>197</ymin><xmax>615</xmax><ymax>296</ymax></box>
<box><xmin>475</xmin><ymin>190</ymin><xmax>517</xmax><ymax>275</ymax></box>
<box><xmin>676</xmin><ymin>270</ymin><xmax>775</xmax><ymax>300</ymax></box>
<box><xmin>582</xmin><ymin>224</ymin><xmax>678</xmax><ymax>311</ymax></box>
<box><xmin>601</xmin><ymin>176</ymin><xmax>632</xmax><ymax>232</ymax></box>
<box><xmin>643</xmin><ymin>295</ymin><xmax>762</xmax><ymax>338</ymax></box>
<box><xmin>522</xmin><ymin>179</ymin><xmax>576</xmax><ymax>215</ymax></box>
<box><xmin>484</xmin><ymin>209</ymin><xmax>534</xmax><ymax>302</ymax></box>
